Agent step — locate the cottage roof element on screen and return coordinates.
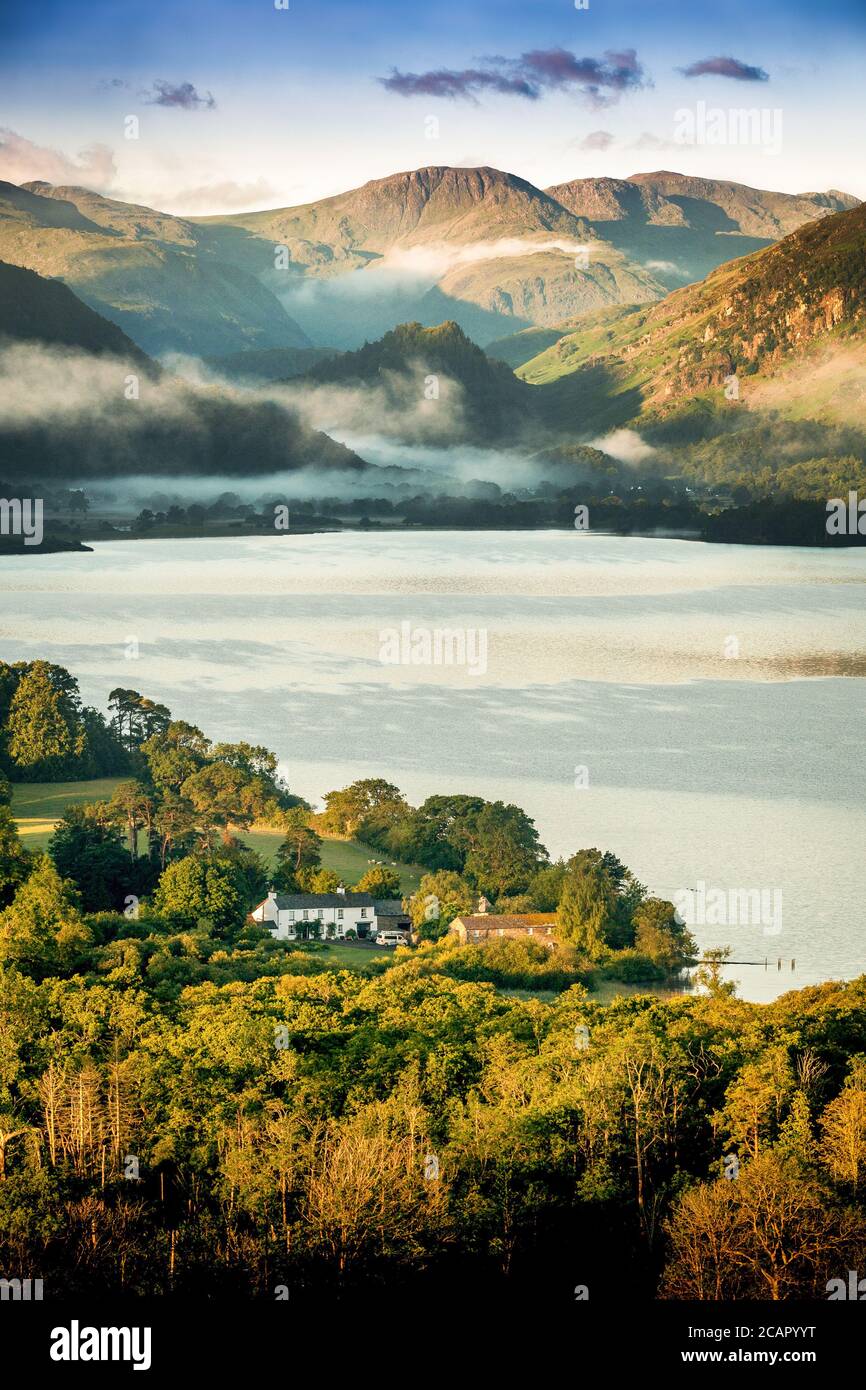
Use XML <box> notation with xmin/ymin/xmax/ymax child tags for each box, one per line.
<box><xmin>374</xmin><ymin>899</ymin><xmax>409</xmax><ymax>917</ymax></box>
<box><xmin>452</xmin><ymin>913</ymin><xmax>557</xmax><ymax>930</ymax></box>
<box><xmin>268</xmin><ymin>892</ymin><xmax>375</xmax><ymax>910</ymax></box>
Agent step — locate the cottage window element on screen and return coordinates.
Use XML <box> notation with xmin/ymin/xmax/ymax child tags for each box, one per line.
<box><xmin>360</xmin><ymin>908</ymin><xmax>367</xmax><ymax>917</ymax></box>
<box><xmin>303</xmin><ymin>909</ymin><xmax>309</xmax><ymax>920</ymax></box>
<box><xmin>337</xmin><ymin>909</ymin><xmax>344</xmax><ymax>920</ymax></box>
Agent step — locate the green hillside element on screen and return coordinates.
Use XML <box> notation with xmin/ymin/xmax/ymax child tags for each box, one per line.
<box><xmin>0</xmin><ymin>259</ymin><xmax>151</xmax><ymax>363</ymax></box>
<box><xmin>12</xmin><ymin>781</ymin><xmax>424</xmax><ymax>891</ymax></box>
<box><xmin>0</xmin><ymin>180</ymin><xmax>311</xmax><ymax>357</ymax></box>
<box><xmin>303</xmin><ymin>318</ymin><xmax>536</xmax><ymax>442</ymax></box>
<box><xmin>516</xmin><ymin>202</ymin><xmax>866</xmax><ymax>450</ymax></box>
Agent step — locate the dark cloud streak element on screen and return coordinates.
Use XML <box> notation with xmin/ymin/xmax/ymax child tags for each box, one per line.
<box><xmin>143</xmin><ymin>80</ymin><xmax>216</xmax><ymax>110</ymax></box>
<box><xmin>380</xmin><ymin>48</ymin><xmax>648</xmax><ymax>106</ymax></box>
<box><xmin>679</xmin><ymin>56</ymin><xmax>769</xmax><ymax>82</ymax></box>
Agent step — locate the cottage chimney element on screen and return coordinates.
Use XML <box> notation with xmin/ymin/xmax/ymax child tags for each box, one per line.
<box><xmin>336</xmin><ymin>884</ymin><xmax>346</xmax><ymax>896</ymax></box>
<box><xmin>477</xmin><ymin>895</ymin><xmax>490</xmax><ymax>915</ymax></box>
<box><xmin>267</xmin><ymin>888</ymin><xmax>277</xmax><ymax>902</ymax></box>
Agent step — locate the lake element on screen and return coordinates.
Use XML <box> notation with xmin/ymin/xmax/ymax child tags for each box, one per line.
<box><xmin>1</xmin><ymin>529</ymin><xmax>865</xmax><ymax>1001</ymax></box>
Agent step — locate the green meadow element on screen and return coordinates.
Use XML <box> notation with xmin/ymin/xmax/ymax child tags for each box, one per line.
<box><xmin>10</xmin><ymin>779</ymin><xmax>425</xmax><ymax>892</ymax></box>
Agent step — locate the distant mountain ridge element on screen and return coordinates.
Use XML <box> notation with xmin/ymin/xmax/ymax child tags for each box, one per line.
<box><xmin>548</xmin><ymin>172</ymin><xmax>858</xmax><ymax>238</ymax></box>
<box><xmin>1</xmin><ymin>166</ymin><xmax>855</xmax><ymax>357</ymax></box>
<box><xmin>0</xmin><ymin>180</ymin><xmax>311</xmax><ymax>358</ymax></box>
<box><xmin>546</xmin><ymin>170</ymin><xmax>860</xmax><ymax>288</ymax></box>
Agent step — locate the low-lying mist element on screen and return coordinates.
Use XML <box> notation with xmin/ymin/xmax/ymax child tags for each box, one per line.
<box><xmin>0</xmin><ymin>337</ymin><xmax>625</xmax><ymax>516</ymax></box>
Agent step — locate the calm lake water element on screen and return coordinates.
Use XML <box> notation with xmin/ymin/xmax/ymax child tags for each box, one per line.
<box><xmin>1</xmin><ymin>529</ymin><xmax>865</xmax><ymax>1002</ymax></box>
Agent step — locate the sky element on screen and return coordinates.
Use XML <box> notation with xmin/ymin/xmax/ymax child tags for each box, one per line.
<box><xmin>1</xmin><ymin>0</ymin><xmax>864</xmax><ymax>214</ymax></box>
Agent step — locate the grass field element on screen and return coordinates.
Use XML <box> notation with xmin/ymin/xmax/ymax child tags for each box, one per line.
<box><xmin>10</xmin><ymin>778</ymin><xmax>124</xmax><ymax>850</ymax></box>
<box><xmin>10</xmin><ymin>780</ymin><xmax>426</xmax><ymax>893</ymax></box>
<box><xmin>242</xmin><ymin>829</ymin><xmax>424</xmax><ymax>892</ymax></box>
<box><xmin>306</xmin><ymin>941</ymin><xmax>396</xmax><ymax>971</ymax></box>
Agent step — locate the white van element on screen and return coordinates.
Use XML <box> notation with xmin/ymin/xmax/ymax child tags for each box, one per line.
<box><xmin>376</xmin><ymin>930</ymin><xmax>408</xmax><ymax>947</ymax></box>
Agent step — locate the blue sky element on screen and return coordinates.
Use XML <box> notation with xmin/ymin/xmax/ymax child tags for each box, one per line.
<box><xmin>1</xmin><ymin>0</ymin><xmax>864</xmax><ymax>212</ymax></box>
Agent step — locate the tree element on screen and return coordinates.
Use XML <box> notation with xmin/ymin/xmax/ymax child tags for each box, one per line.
<box><xmin>153</xmin><ymin>794</ymin><xmax>198</xmax><ymax>870</ymax></box>
<box><xmin>402</xmin><ymin>794</ymin><xmax>486</xmax><ymax>871</ymax></box>
<box><xmin>298</xmin><ymin>868</ymin><xmax>342</xmax><ymax>894</ymax></box>
<box><xmin>819</xmin><ymin>1057</ymin><xmax>866</xmax><ymax>1190</ymax></box>
<box><xmin>528</xmin><ymin>862</ymin><xmax>567</xmax><ymax>911</ymax></box>
<box><xmin>557</xmin><ymin>851</ymin><xmax>617</xmax><ymax>956</ymax></box>
<box><xmin>319</xmin><ymin>779</ymin><xmax>407</xmax><ymax>838</ymax></box>
<box><xmin>462</xmin><ymin>802</ymin><xmax>546</xmax><ymax>898</ymax></box>
<box><xmin>181</xmin><ymin>763</ymin><xmax>254</xmax><ymax>843</ymax></box>
<box><xmin>211</xmin><ymin>742</ymin><xmax>279</xmax><ymax>780</ymax></box>
<box><xmin>49</xmin><ymin>805</ymin><xmax>132</xmax><ymax>912</ymax></box>
<box><xmin>141</xmin><ymin>720</ymin><xmax>210</xmax><ymax>793</ymax></box>
<box><xmin>693</xmin><ymin>946</ymin><xmax>736</xmax><ymax>998</ymax></box>
<box><xmin>633</xmin><ymin>897</ymin><xmax>696</xmax><ymax>973</ymax></box>
<box><xmin>108</xmin><ymin>689</ymin><xmax>170</xmax><ymax>752</ymax></box>
<box><xmin>5</xmin><ymin>662</ymin><xmax>85</xmax><ymax>777</ymax></box>
<box><xmin>273</xmin><ymin>809</ymin><xmax>321</xmax><ymax>891</ymax></box>
<box><xmin>108</xmin><ymin>781</ymin><xmax>155</xmax><ymax>861</ymax></box>
<box><xmin>662</xmin><ymin>1152</ymin><xmax>866</xmax><ymax>1300</ymax></box>
<box><xmin>151</xmin><ymin>856</ymin><xmax>245</xmax><ymax>937</ymax></box>
<box><xmin>0</xmin><ymin>803</ymin><xmax>31</xmax><ymax>909</ymax></box>
<box><xmin>0</xmin><ymin>857</ymin><xmax>91</xmax><ymax>979</ymax></box>
<box><xmin>718</xmin><ymin>1048</ymin><xmax>794</xmax><ymax>1160</ymax></box>
<box><xmin>408</xmin><ymin>870</ymin><xmax>475</xmax><ymax>937</ymax></box>
<box><xmin>209</xmin><ymin>843</ymin><xmax>269</xmax><ymax>913</ymax></box>
<box><xmin>355</xmin><ymin>866</ymin><xmax>401</xmax><ymax>898</ymax></box>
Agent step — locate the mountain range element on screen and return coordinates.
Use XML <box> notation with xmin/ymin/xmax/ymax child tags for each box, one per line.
<box><xmin>0</xmin><ymin>180</ymin><xmax>311</xmax><ymax>357</ymax></box>
<box><xmin>0</xmin><ymin>165</ymin><xmax>863</xmax><ymax>510</ymax></box>
<box><xmin>0</xmin><ymin>167</ymin><xmax>857</xmax><ymax>356</ymax></box>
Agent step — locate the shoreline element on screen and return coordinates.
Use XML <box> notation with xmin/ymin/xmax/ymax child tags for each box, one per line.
<box><xmin>4</xmin><ymin>520</ymin><xmax>866</xmax><ymax>554</ymax></box>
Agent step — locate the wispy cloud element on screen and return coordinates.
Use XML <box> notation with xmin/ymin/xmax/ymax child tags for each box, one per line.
<box><xmin>577</xmin><ymin>130</ymin><xmax>615</xmax><ymax>151</ymax></box>
<box><xmin>170</xmin><ymin>177</ymin><xmax>279</xmax><ymax>211</ymax></box>
<box><xmin>679</xmin><ymin>56</ymin><xmax>769</xmax><ymax>82</ymax></box>
<box><xmin>0</xmin><ymin>127</ymin><xmax>116</xmax><ymax>189</ymax></box>
<box><xmin>629</xmin><ymin>131</ymin><xmax>678</xmax><ymax>151</ymax></box>
<box><xmin>380</xmin><ymin>48</ymin><xmax>648</xmax><ymax>107</ymax></box>
<box><xmin>142</xmin><ymin>80</ymin><xmax>216</xmax><ymax>110</ymax></box>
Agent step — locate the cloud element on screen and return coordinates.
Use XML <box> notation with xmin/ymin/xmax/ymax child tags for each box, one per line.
<box><xmin>679</xmin><ymin>56</ymin><xmax>769</xmax><ymax>82</ymax></box>
<box><xmin>169</xmin><ymin>178</ymin><xmax>279</xmax><ymax>211</ymax></box>
<box><xmin>378</xmin><ymin>237</ymin><xmax>594</xmax><ymax>277</ymax></box>
<box><xmin>143</xmin><ymin>80</ymin><xmax>216</xmax><ymax>109</ymax></box>
<box><xmin>577</xmin><ymin>130</ymin><xmax>615</xmax><ymax>151</ymax></box>
<box><xmin>589</xmin><ymin>428</ymin><xmax>656</xmax><ymax>465</ymax></box>
<box><xmin>379</xmin><ymin>67</ymin><xmax>536</xmax><ymax>101</ymax></box>
<box><xmin>0</xmin><ymin>128</ymin><xmax>116</xmax><ymax>190</ymax></box>
<box><xmin>380</xmin><ymin>48</ymin><xmax>648</xmax><ymax>107</ymax></box>
<box><xmin>630</xmin><ymin>131</ymin><xmax>677</xmax><ymax>151</ymax></box>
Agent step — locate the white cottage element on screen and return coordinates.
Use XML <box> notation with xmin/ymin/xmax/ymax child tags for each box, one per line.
<box><xmin>250</xmin><ymin>886</ymin><xmax>408</xmax><ymax>941</ymax></box>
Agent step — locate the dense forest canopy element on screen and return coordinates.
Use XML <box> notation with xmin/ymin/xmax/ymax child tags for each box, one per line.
<box><xmin>0</xmin><ymin>663</ymin><xmax>864</xmax><ymax>1301</ymax></box>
